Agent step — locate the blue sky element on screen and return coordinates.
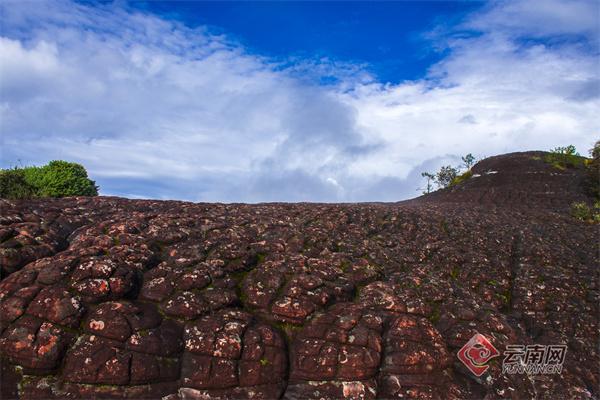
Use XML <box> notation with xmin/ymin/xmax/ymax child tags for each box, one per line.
<box><xmin>135</xmin><ymin>1</ymin><xmax>480</xmax><ymax>84</ymax></box>
<box><xmin>1</xmin><ymin>0</ymin><xmax>598</xmax><ymax>202</ymax></box>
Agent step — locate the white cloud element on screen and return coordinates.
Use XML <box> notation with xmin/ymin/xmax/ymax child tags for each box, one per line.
<box><xmin>465</xmin><ymin>0</ymin><xmax>599</xmax><ymax>39</ymax></box>
<box><xmin>0</xmin><ymin>0</ymin><xmax>598</xmax><ymax>202</ymax></box>
<box><xmin>340</xmin><ymin>28</ymin><xmax>598</xmax><ymax>181</ymax></box>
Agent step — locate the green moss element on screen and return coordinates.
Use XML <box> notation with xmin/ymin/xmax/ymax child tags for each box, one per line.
<box><xmin>256</xmin><ymin>253</ymin><xmax>266</xmax><ymax>264</ymax></box>
<box><xmin>162</xmin><ymin>357</ymin><xmax>179</xmax><ymax>366</ymax></box>
<box><xmin>496</xmin><ymin>288</ymin><xmax>512</xmax><ymax>311</ymax></box>
<box><xmin>19</xmin><ymin>374</ymin><xmax>37</xmax><ymax>386</ymax></box>
<box><xmin>339</xmin><ymin>260</ymin><xmax>351</xmax><ymax>272</ymax></box>
<box><xmin>428</xmin><ymin>302</ymin><xmax>441</xmax><ymax>325</ymax></box>
<box><xmin>259</xmin><ymin>358</ymin><xmax>270</xmax><ymax>366</ymax></box>
<box><xmin>232</xmin><ymin>269</ymin><xmax>251</xmax><ymax>306</ymax></box>
<box><xmin>18</xmin><ymin>374</ymin><xmax>57</xmax><ymax>396</ymax></box>
<box><xmin>440</xmin><ymin>219</ymin><xmax>449</xmax><ymax>235</ymax></box>
<box><xmin>137</xmin><ymin>328</ymin><xmax>150</xmax><ymax>337</ymax></box>
<box><xmin>273</xmin><ymin>321</ymin><xmax>301</xmax><ymax>341</ymax></box>
<box><xmin>449</xmin><ymin>266</ymin><xmax>460</xmax><ymax>280</ymax></box>
<box><xmin>498</xmin><ymin>293</ymin><xmax>508</xmax><ymax>303</ymax></box>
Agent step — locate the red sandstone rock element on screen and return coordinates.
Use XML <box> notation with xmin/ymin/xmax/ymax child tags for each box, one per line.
<box><xmin>0</xmin><ymin>152</ymin><xmax>597</xmax><ymax>399</ymax></box>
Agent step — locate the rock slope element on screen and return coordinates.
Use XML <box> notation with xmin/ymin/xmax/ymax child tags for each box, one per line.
<box><xmin>0</xmin><ymin>152</ymin><xmax>598</xmax><ymax>399</ymax></box>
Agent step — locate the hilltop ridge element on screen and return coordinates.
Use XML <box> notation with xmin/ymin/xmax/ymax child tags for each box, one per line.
<box><xmin>419</xmin><ymin>151</ymin><xmax>593</xmax><ymax>211</ymax></box>
<box><xmin>0</xmin><ymin>151</ymin><xmax>598</xmax><ymax>399</ymax></box>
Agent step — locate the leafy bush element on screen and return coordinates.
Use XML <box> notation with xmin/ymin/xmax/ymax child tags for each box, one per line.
<box><xmin>552</xmin><ymin>145</ymin><xmax>578</xmax><ymax>155</ymax></box>
<box><xmin>0</xmin><ymin>168</ymin><xmax>37</xmax><ymax>199</ymax></box>
<box><xmin>436</xmin><ymin>165</ymin><xmax>459</xmax><ymax>188</ymax></box>
<box><xmin>420</xmin><ymin>154</ymin><xmax>478</xmax><ymax>192</ymax></box>
<box><xmin>586</xmin><ymin>141</ymin><xmax>599</xmax><ymax>199</ymax></box>
<box><xmin>544</xmin><ymin>145</ymin><xmax>586</xmax><ymax>170</ymax></box>
<box><xmin>0</xmin><ymin>161</ymin><xmax>98</xmax><ymax>199</ymax></box>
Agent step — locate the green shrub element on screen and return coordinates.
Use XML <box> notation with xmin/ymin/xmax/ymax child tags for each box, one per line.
<box><xmin>0</xmin><ymin>161</ymin><xmax>98</xmax><ymax>199</ymax></box>
<box><xmin>0</xmin><ymin>168</ymin><xmax>37</xmax><ymax>199</ymax></box>
<box><xmin>420</xmin><ymin>154</ymin><xmax>477</xmax><ymax>192</ymax></box>
<box><xmin>552</xmin><ymin>145</ymin><xmax>578</xmax><ymax>155</ymax></box>
<box><xmin>586</xmin><ymin>141</ymin><xmax>599</xmax><ymax>199</ymax></box>
<box><xmin>436</xmin><ymin>165</ymin><xmax>459</xmax><ymax>188</ymax></box>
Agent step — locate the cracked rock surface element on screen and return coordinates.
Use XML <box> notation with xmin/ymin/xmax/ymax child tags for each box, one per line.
<box><xmin>1</xmin><ymin>152</ymin><xmax>598</xmax><ymax>399</ymax></box>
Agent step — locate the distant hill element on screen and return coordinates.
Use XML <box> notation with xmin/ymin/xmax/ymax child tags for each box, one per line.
<box><xmin>419</xmin><ymin>151</ymin><xmax>594</xmax><ymax>211</ymax></box>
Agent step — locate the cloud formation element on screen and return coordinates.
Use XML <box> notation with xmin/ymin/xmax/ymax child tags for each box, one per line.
<box><xmin>1</xmin><ymin>0</ymin><xmax>598</xmax><ymax>202</ymax></box>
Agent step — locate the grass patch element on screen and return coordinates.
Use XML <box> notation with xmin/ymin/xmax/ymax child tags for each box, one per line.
<box><xmin>450</xmin><ymin>169</ymin><xmax>473</xmax><ymax>186</ymax></box>
<box><xmin>570</xmin><ymin>201</ymin><xmax>600</xmax><ymax>223</ymax></box>
<box><xmin>449</xmin><ymin>266</ymin><xmax>460</xmax><ymax>280</ymax></box>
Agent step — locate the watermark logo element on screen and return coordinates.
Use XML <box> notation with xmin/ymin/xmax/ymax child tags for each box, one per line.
<box><xmin>502</xmin><ymin>344</ymin><xmax>567</xmax><ymax>374</ymax></box>
<box><xmin>458</xmin><ymin>334</ymin><xmax>567</xmax><ymax>376</ymax></box>
<box><xmin>457</xmin><ymin>333</ymin><xmax>500</xmax><ymax>376</ymax></box>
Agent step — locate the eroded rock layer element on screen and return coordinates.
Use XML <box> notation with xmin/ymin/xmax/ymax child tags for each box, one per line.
<box><xmin>0</xmin><ymin>152</ymin><xmax>598</xmax><ymax>399</ymax></box>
